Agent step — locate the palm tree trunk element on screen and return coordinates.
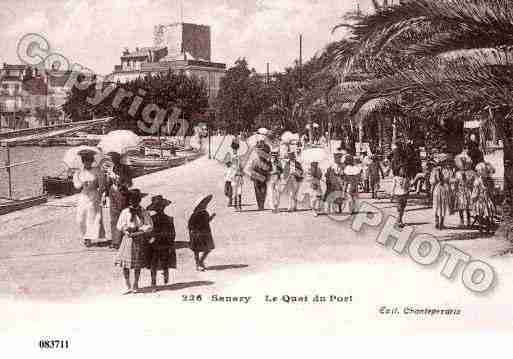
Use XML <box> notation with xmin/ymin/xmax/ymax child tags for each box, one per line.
<box><xmin>498</xmin><ymin>118</ymin><xmax>513</xmax><ymax>241</ymax></box>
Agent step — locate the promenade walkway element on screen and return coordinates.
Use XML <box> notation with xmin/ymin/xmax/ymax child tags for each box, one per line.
<box><xmin>1</xmin><ymin>138</ymin><xmax>513</xmax><ymax>335</ymax></box>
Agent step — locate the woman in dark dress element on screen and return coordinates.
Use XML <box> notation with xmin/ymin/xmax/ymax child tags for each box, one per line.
<box><xmin>146</xmin><ymin>195</ymin><xmax>176</xmax><ymax>292</ymax></box>
<box><xmin>188</xmin><ymin>194</ymin><xmax>216</xmax><ymax>271</ymax></box>
<box><xmin>105</xmin><ymin>152</ymin><xmax>133</xmax><ymax>249</ymax></box>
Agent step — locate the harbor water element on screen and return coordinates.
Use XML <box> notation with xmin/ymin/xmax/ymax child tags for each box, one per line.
<box><xmin>0</xmin><ymin>146</ymin><xmax>69</xmax><ymax>199</ymax></box>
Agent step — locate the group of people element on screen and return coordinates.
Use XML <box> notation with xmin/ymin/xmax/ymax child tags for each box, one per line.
<box><xmin>72</xmin><ymin>149</ymin><xmax>216</xmax><ymax>294</ymax></box>
<box><xmin>389</xmin><ymin>140</ymin><xmax>497</xmax><ymax>232</ymax></box>
<box><xmin>222</xmin><ymin>130</ymin><xmax>498</xmax><ymax>235</ymax></box>
<box><xmin>223</xmin><ymin>132</ymin><xmax>383</xmax><ymax>215</ymax></box>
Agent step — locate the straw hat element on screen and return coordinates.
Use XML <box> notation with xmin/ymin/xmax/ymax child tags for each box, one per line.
<box><xmin>147</xmin><ymin>195</ymin><xmax>172</xmax><ymax>211</ymax></box>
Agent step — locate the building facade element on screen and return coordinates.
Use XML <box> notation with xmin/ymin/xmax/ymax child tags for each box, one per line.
<box><xmin>0</xmin><ymin>64</ymin><xmax>70</xmax><ymax>130</ymax></box>
<box><xmin>110</xmin><ymin>22</ymin><xmax>226</xmax><ymax>103</ymax></box>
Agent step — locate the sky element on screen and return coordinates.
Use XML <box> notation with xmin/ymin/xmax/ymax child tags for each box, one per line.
<box><xmin>0</xmin><ymin>0</ymin><xmax>374</xmax><ymax>75</ymax></box>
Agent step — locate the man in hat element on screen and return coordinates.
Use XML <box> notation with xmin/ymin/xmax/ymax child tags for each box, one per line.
<box><xmin>282</xmin><ymin>151</ymin><xmax>303</xmax><ymax>212</ymax></box>
<box><xmin>269</xmin><ymin>151</ymin><xmax>284</xmax><ymax>213</ymax></box>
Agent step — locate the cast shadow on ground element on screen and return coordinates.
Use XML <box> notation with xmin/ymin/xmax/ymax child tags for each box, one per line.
<box><xmin>205</xmin><ymin>264</ymin><xmax>249</xmax><ymax>271</ymax></box>
<box><xmin>136</xmin><ymin>280</ymin><xmax>214</xmax><ymax>294</ymax></box>
<box><xmin>437</xmin><ymin>231</ymin><xmax>494</xmax><ymax>242</ymax></box>
<box><xmin>404</xmin><ymin>222</ymin><xmax>431</xmax><ymax>227</ymax></box>
<box><xmin>405</xmin><ymin>206</ymin><xmax>433</xmax><ymax>212</ymax></box>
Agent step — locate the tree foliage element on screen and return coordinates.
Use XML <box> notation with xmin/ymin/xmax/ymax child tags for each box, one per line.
<box><xmin>62</xmin><ymin>72</ymin><xmax>209</xmax><ymax>135</ymax></box>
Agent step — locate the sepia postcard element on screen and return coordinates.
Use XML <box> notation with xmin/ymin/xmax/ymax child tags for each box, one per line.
<box><xmin>1</xmin><ymin>0</ymin><xmax>513</xmax><ymax>353</ymax></box>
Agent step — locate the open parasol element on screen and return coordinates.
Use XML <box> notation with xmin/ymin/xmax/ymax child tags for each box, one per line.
<box><xmin>299</xmin><ymin>147</ymin><xmax>329</xmax><ymax>164</ymax></box>
<box><xmin>97</xmin><ymin>130</ymin><xmax>141</xmax><ymax>155</ymax></box>
<box><xmin>63</xmin><ymin>146</ymin><xmax>103</xmax><ymax>169</ymax></box>
<box><xmin>193</xmin><ymin>194</ymin><xmax>213</xmax><ymax>213</ymax></box>
<box><xmin>246</xmin><ymin>133</ymin><xmax>272</xmax><ymax>148</ymax></box>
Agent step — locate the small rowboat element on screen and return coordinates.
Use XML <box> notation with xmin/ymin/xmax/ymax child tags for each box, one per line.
<box><xmin>125</xmin><ymin>154</ymin><xmax>186</xmax><ymax>168</ymax></box>
<box><xmin>0</xmin><ymin>195</ymin><xmax>48</xmax><ymax>216</ymax></box>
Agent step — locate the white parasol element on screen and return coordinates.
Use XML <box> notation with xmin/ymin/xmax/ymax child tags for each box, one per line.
<box><xmin>281</xmin><ymin>131</ymin><xmax>294</xmax><ymax>143</ymax></box>
<box><xmin>299</xmin><ymin>147</ymin><xmax>329</xmax><ymax>164</ymax></box>
<box><xmin>63</xmin><ymin>146</ymin><xmax>103</xmax><ymax>169</ymax></box>
<box><xmin>246</xmin><ymin>133</ymin><xmax>272</xmax><ymax>148</ymax></box>
<box><xmin>97</xmin><ymin>130</ymin><xmax>142</xmax><ymax>155</ymax></box>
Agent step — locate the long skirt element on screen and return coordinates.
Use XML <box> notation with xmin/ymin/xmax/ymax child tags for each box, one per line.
<box><xmin>146</xmin><ymin>245</ymin><xmax>177</xmax><ymax>270</ymax></box>
<box><xmin>253</xmin><ymin>181</ymin><xmax>268</xmax><ymax>210</ymax></box>
<box><xmin>115</xmin><ymin>234</ymin><xmax>147</xmax><ymax>269</ymax></box>
<box><xmin>432</xmin><ymin>183</ymin><xmax>451</xmax><ymax>217</ymax></box>
<box><xmin>109</xmin><ymin>189</ymin><xmax>128</xmax><ymax>247</ymax></box>
<box><xmin>76</xmin><ymin>192</ymin><xmax>102</xmax><ymax>241</ymax></box>
<box><xmin>189</xmin><ymin>230</ymin><xmax>215</xmax><ymax>252</ymax></box>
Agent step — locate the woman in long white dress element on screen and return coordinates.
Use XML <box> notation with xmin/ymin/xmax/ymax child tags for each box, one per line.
<box><xmin>73</xmin><ymin>150</ymin><xmax>105</xmax><ymax>247</ymax></box>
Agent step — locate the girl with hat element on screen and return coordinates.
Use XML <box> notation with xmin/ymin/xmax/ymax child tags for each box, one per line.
<box><xmin>429</xmin><ymin>154</ymin><xmax>455</xmax><ymax>230</ymax></box>
<box><xmin>453</xmin><ymin>155</ymin><xmax>476</xmax><ymax>228</ymax></box>
<box><xmin>188</xmin><ymin>195</ymin><xmax>216</xmax><ymax>271</ymax></box>
<box><xmin>471</xmin><ymin>162</ymin><xmax>496</xmax><ymax>233</ymax></box>
<box><xmin>115</xmin><ymin>189</ymin><xmax>153</xmax><ymax>293</ymax></box>
<box><xmin>146</xmin><ymin>195</ymin><xmax>176</xmax><ymax>292</ymax></box>
<box><xmin>73</xmin><ymin>149</ymin><xmax>105</xmax><ymax>247</ymax></box>
<box><xmin>231</xmin><ymin>154</ymin><xmax>245</xmax><ymax>211</ymax></box>
<box><xmin>299</xmin><ymin>160</ymin><xmax>323</xmax><ymax>216</ymax></box>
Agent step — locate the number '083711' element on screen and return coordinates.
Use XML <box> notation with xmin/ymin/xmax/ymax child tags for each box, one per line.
<box><xmin>38</xmin><ymin>340</ymin><xmax>70</xmax><ymax>349</ymax></box>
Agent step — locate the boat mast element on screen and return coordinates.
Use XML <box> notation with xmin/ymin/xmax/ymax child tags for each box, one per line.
<box><xmin>4</xmin><ymin>143</ymin><xmax>12</xmax><ymax>199</ymax></box>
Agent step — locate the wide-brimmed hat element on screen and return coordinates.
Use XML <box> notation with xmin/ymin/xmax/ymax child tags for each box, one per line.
<box><xmin>193</xmin><ymin>194</ymin><xmax>213</xmax><ymax>213</ymax></box>
<box><xmin>147</xmin><ymin>195</ymin><xmax>172</xmax><ymax>211</ymax></box>
<box><xmin>257</xmin><ymin>128</ymin><xmax>269</xmax><ymax>135</ymax></box>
